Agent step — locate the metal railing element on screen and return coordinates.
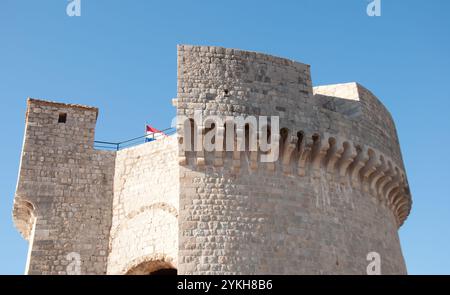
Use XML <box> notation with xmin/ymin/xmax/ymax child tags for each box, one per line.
<box><xmin>94</xmin><ymin>127</ymin><xmax>176</xmax><ymax>151</ymax></box>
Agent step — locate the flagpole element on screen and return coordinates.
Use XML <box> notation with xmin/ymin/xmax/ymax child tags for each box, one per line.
<box><xmin>145</xmin><ymin>122</ymin><xmax>148</xmax><ymax>143</ymax></box>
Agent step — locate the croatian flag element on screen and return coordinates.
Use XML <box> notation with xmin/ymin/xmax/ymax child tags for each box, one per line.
<box><xmin>145</xmin><ymin>125</ymin><xmax>165</xmax><ymax>142</ymax></box>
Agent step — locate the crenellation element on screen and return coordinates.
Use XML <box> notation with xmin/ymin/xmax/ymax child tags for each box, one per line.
<box><xmin>177</xmin><ymin>45</ymin><xmax>411</xmax><ymax>275</ymax></box>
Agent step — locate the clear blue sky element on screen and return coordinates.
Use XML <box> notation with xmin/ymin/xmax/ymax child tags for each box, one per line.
<box><xmin>1</xmin><ymin>0</ymin><xmax>449</xmax><ymax>275</ymax></box>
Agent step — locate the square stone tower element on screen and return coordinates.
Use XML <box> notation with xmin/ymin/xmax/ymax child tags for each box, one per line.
<box><xmin>13</xmin><ymin>99</ymin><xmax>115</xmax><ymax>274</ymax></box>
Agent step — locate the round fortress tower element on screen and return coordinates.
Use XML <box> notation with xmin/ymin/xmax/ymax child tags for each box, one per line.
<box><xmin>176</xmin><ymin>45</ymin><xmax>412</xmax><ymax>274</ymax></box>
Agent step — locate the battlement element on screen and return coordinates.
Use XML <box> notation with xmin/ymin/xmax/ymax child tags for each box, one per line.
<box><xmin>177</xmin><ymin>127</ymin><xmax>411</xmax><ymax>226</ymax></box>
<box><xmin>177</xmin><ymin>45</ymin><xmax>411</xmax><ymax>274</ymax></box>
<box><xmin>27</xmin><ymin>97</ymin><xmax>99</xmax><ymax>113</ymax></box>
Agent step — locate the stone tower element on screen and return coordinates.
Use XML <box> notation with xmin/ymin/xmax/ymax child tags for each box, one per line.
<box><xmin>12</xmin><ymin>45</ymin><xmax>412</xmax><ymax>275</ymax></box>
<box><xmin>13</xmin><ymin>100</ymin><xmax>115</xmax><ymax>274</ymax></box>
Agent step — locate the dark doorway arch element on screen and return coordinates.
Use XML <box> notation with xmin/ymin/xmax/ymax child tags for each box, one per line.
<box><xmin>149</xmin><ymin>268</ymin><xmax>177</xmax><ymax>275</ymax></box>
<box><xmin>125</xmin><ymin>260</ymin><xmax>177</xmax><ymax>275</ymax></box>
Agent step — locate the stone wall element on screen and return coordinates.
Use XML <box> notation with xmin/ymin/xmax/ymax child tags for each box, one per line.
<box><xmin>107</xmin><ymin>136</ymin><xmax>179</xmax><ymax>274</ymax></box>
<box><xmin>13</xmin><ymin>99</ymin><xmax>115</xmax><ymax>275</ymax></box>
<box><xmin>179</xmin><ymin>161</ymin><xmax>406</xmax><ymax>274</ymax></box>
<box><xmin>13</xmin><ymin>99</ymin><xmax>179</xmax><ymax>275</ymax></box>
<box><xmin>12</xmin><ymin>45</ymin><xmax>412</xmax><ymax>275</ymax></box>
<box><xmin>176</xmin><ymin>45</ymin><xmax>411</xmax><ymax>274</ymax></box>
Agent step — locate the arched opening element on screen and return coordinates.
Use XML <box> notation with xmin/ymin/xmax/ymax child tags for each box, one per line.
<box><xmin>279</xmin><ymin>128</ymin><xmax>289</xmax><ymax>159</ymax></box>
<box><xmin>204</xmin><ymin>119</ymin><xmax>216</xmax><ymax>149</ymax></box>
<box><xmin>125</xmin><ymin>260</ymin><xmax>177</xmax><ymax>275</ymax></box>
<box><xmin>296</xmin><ymin>131</ymin><xmax>304</xmax><ymax>153</ymax></box>
<box><xmin>258</xmin><ymin>124</ymin><xmax>271</xmax><ymax>155</ymax></box>
<box><xmin>312</xmin><ymin>133</ymin><xmax>320</xmax><ymax>144</ymax></box>
<box><xmin>310</xmin><ymin>133</ymin><xmax>320</xmax><ymax>157</ymax></box>
<box><xmin>149</xmin><ymin>268</ymin><xmax>177</xmax><ymax>275</ymax></box>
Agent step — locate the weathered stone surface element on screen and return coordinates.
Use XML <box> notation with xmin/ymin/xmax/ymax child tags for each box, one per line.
<box><xmin>13</xmin><ymin>99</ymin><xmax>115</xmax><ymax>275</ymax></box>
<box><xmin>176</xmin><ymin>45</ymin><xmax>411</xmax><ymax>275</ymax></box>
<box><xmin>12</xmin><ymin>45</ymin><xmax>412</xmax><ymax>275</ymax></box>
<box><xmin>107</xmin><ymin>137</ymin><xmax>178</xmax><ymax>274</ymax></box>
